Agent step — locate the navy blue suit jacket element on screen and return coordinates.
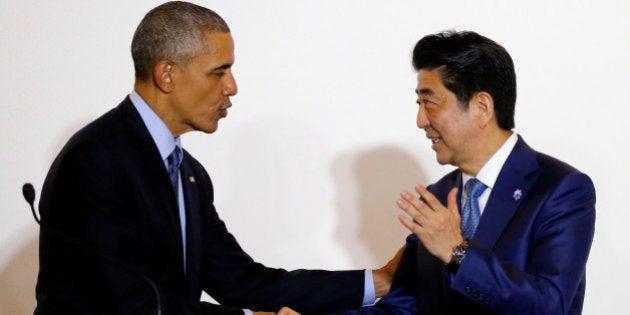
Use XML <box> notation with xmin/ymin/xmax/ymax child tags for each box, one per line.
<box><xmin>35</xmin><ymin>97</ymin><xmax>364</xmax><ymax>315</ymax></box>
<box><xmin>345</xmin><ymin>136</ymin><xmax>596</xmax><ymax>314</ymax></box>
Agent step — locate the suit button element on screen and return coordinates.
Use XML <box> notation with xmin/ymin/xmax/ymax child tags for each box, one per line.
<box><xmin>469</xmin><ymin>289</ymin><xmax>479</xmax><ymax>298</ymax></box>
<box><xmin>466</xmin><ymin>286</ymin><xmax>473</xmax><ymax>294</ymax></box>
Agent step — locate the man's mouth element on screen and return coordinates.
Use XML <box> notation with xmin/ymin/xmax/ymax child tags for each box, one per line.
<box><xmin>219</xmin><ymin>103</ymin><xmax>231</xmax><ymax>118</ymax></box>
<box><xmin>427</xmin><ymin>135</ymin><xmax>441</xmax><ymax>144</ymax></box>
<box><xmin>219</xmin><ymin>108</ymin><xmax>228</xmax><ymax>118</ymax></box>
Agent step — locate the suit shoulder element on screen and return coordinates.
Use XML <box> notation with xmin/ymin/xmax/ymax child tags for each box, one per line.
<box><xmin>68</xmin><ymin>106</ymin><xmax>127</xmax><ymax>146</ymax></box>
<box><xmin>527</xmin><ymin>151</ymin><xmax>597</xmax><ymax>209</ymax></box>
<box><xmin>61</xmin><ymin>98</ymin><xmax>145</xmax><ymax>155</ymax></box>
<box><xmin>536</xmin><ymin>152</ymin><xmax>577</xmax><ymax>174</ymax></box>
<box><xmin>535</xmin><ymin>152</ymin><xmax>593</xmax><ymax>185</ymax></box>
<box><xmin>49</xmin><ymin>102</ymin><xmax>140</xmax><ymax>173</ymax></box>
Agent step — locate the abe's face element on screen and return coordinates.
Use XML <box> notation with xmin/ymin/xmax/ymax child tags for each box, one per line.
<box><xmin>415</xmin><ymin>69</ymin><xmax>477</xmax><ymax>168</ymax></box>
<box><xmin>169</xmin><ymin>31</ymin><xmax>237</xmax><ymax>134</ymax></box>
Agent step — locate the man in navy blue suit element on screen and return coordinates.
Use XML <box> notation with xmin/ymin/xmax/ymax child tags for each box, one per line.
<box><xmin>34</xmin><ymin>2</ymin><xmax>400</xmax><ymax>314</ymax></box>
<box><xmin>343</xmin><ymin>31</ymin><xmax>596</xmax><ymax>314</ymax></box>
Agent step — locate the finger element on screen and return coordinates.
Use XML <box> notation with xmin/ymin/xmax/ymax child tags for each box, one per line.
<box><xmin>414</xmin><ymin>184</ymin><xmax>445</xmax><ymax>212</ymax></box>
<box><xmin>399</xmin><ymin>214</ymin><xmax>423</xmax><ymax>235</ymax></box>
<box><xmin>397</xmin><ymin>197</ymin><xmax>429</xmax><ymax>225</ymax></box>
<box><xmin>399</xmin><ymin>190</ymin><xmax>431</xmax><ymax>220</ymax></box>
<box><xmin>447</xmin><ymin>187</ymin><xmax>459</xmax><ymax>216</ymax></box>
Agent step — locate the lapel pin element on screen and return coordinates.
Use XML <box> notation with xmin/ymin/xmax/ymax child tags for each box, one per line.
<box><xmin>512</xmin><ymin>189</ymin><xmax>522</xmax><ymax>201</ymax></box>
<box><xmin>189</xmin><ymin>176</ymin><xmax>196</xmax><ymax>183</ymax></box>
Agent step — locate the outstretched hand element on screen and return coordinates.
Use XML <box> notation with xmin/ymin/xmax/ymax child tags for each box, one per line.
<box><xmin>372</xmin><ymin>246</ymin><xmax>404</xmax><ymax>297</ymax></box>
<box><xmin>397</xmin><ymin>185</ymin><xmax>463</xmax><ymax>264</ymax></box>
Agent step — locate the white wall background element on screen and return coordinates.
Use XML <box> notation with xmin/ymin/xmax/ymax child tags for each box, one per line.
<box><xmin>1</xmin><ymin>0</ymin><xmax>628</xmax><ymax>313</ymax></box>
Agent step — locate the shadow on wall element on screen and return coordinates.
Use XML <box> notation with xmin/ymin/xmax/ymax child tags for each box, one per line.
<box><xmin>0</xmin><ymin>233</ymin><xmax>38</xmax><ymax>315</ymax></box>
<box><xmin>332</xmin><ymin>145</ymin><xmax>428</xmax><ymax>268</ymax></box>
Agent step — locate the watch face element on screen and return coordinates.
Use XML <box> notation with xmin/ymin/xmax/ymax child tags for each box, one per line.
<box><xmin>454</xmin><ymin>242</ymin><xmax>469</xmax><ymax>265</ymax></box>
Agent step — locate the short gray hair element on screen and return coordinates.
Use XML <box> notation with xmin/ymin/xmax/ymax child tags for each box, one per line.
<box><xmin>131</xmin><ymin>1</ymin><xmax>230</xmax><ymax>80</ymax></box>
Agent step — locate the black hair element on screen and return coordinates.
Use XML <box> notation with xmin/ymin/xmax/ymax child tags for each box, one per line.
<box><xmin>412</xmin><ymin>30</ymin><xmax>516</xmax><ymax>130</ymax></box>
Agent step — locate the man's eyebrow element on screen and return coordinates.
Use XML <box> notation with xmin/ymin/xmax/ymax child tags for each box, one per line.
<box><xmin>416</xmin><ymin>88</ymin><xmax>435</xmax><ymax>96</ymax></box>
<box><xmin>212</xmin><ymin>63</ymin><xmax>232</xmax><ymax>71</ymax></box>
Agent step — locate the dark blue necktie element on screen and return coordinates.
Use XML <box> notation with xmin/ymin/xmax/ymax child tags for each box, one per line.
<box><xmin>166</xmin><ymin>146</ymin><xmax>182</xmax><ymax>193</ymax></box>
<box><xmin>461</xmin><ymin>178</ymin><xmax>486</xmax><ymax>239</ymax></box>
<box><xmin>167</xmin><ymin>146</ymin><xmax>187</xmax><ymax>273</ymax></box>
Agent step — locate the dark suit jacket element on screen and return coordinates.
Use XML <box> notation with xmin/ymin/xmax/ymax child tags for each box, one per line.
<box><xmin>35</xmin><ymin>97</ymin><xmax>364</xmax><ymax>315</ymax></box>
<box><xmin>344</xmin><ymin>136</ymin><xmax>596</xmax><ymax>315</ymax></box>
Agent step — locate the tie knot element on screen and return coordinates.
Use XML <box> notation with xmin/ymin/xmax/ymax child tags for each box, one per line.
<box><xmin>465</xmin><ymin>178</ymin><xmax>486</xmax><ymax>199</ymax></box>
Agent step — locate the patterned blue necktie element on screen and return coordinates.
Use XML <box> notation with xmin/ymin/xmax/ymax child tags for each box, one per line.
<box><xmin>461</xmin><ymin>178</ymin><xmax>487</xmax><ymax>239</ymax></box>
<box><xmin>166</xmin><ymin>146</ymin><xmax>182</xmax><ymax>194</ymax></box>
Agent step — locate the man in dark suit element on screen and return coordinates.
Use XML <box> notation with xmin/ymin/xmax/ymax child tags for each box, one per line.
<box><xmin>34</xmin><ymin>2</ymin><xmax>400</xmax><ymax>314</ymax></box>
<box><xmin>343</xmin><ymin>31</ymin><xmax>596</xmax><ymax>314</ymax></box>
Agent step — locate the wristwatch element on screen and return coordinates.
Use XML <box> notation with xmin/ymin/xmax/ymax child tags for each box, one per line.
<box><xmin>451</xmin><ymin>240</ymin><xmax>469</xmax><ymax>265</ymax></box>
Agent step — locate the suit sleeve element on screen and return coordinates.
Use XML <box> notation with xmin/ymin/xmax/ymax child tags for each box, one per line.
<box><xmin>191</xmin><ymin>164</ymin><xmax>365</xmax><ymax>315</ymax></box>
<box><xmin>450</xmin><ymin>172</ymin><xmax>596</xmax><ymax>314</ymax></box>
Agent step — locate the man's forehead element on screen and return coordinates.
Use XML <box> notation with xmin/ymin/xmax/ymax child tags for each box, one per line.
<box><xmin>194</xmin><ymin>32</ymin><xmax>234</xmax><ymax>62</ymax></box>
<box><xmin>416</xmin><ymin>70</ymin><xmax>444</xmax><ymax>95</ymax></box>
<box><xmin>202</xmin><ymin>31</ymin><xmax>233</xmax><ymax>50</ymax></box>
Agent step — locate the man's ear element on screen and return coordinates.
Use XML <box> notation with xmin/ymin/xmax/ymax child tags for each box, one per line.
<box><xmin>153</xmin><ymin>60</ymin><xmax>173</xmax><ymax>93</ymax></box>
<box><xmin>471</xmin><ymin>91</ymin><xmax>495</xmax><ymax>128</ymax></box>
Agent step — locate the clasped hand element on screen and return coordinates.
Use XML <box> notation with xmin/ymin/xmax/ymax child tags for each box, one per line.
<box><xmin>397</xmin><ymin>185</ymin><xmax>463</xmax><ymax>264</ymax></box>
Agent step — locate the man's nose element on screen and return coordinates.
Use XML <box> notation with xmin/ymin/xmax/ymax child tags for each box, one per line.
<box><xmin>416</xmin><ymin>106</ymin><xmax>429</xmax><ymax>129</ymax></box>
<box><xmin>223</xmin><ymin>71</ymin><xmax>238</xmax><ymax>96</ymax></box>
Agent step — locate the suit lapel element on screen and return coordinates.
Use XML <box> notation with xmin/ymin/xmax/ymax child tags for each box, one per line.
<box><xmin>118</xmin><ymin>98</ymin><xmax>184</xmax><ymax>250</ymax></box>
<box><xmin>473</xmin><ymin>136</ymin><xmax>539</xmax><ymax>248</ymax></box>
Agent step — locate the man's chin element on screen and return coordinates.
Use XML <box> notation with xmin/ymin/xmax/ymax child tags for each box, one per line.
<box><xmin>434</xmin><ymin>153</ymin><xmax>450</xmax><ymax>166</ymax></box>
<box><xmin>194</xmin><ymin>123</ymin><xmax>219</xmax><ymax>134</ymax></box>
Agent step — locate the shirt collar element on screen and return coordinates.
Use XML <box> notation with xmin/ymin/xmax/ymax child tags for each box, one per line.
<box><xmin>129</xmin><ymin>90</ymin><xmax>181</xmax><ymax>161</ymax></box>
<box><xmin>462</xmin><ymin>132</ymin><xmax>518</xmax><ymax>189</ymax></box>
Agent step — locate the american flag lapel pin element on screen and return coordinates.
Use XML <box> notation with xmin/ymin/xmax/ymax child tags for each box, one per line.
<box><xmin>189</xmin><ymin>176</ymin><xmax>196</xmax><ymax>183</ymax></box>
<box><xmin>512</xmin><ymin>189</ymin><xmax>522</xmax><ymax>200</ymax></box>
